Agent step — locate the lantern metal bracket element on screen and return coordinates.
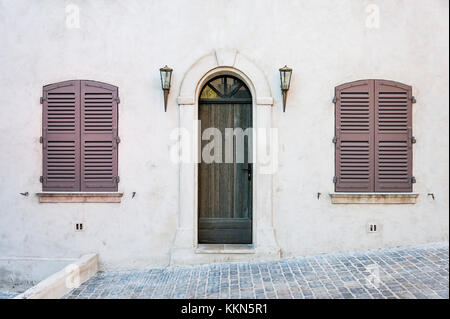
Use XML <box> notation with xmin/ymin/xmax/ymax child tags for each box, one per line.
<box><xmin>163</xmin><ymin>89</ymin><xmax>169</xmax><ymax>112</ymax></box>
<box><xmin>281</xmin><ymin>90</ymin><xmax>288</xmax><ymax>112</ymax></box>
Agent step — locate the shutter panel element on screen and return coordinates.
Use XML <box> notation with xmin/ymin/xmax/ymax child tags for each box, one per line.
<box><xmin>374</xmin><ymin>80</ymin><xmax>412</xmax><ymax>192</ymax></box>
<box><xmin>80</xmin><ymin>80</ymin><xmax>119</xmax><ymax>191</ymax></box>
<box><xmin>42</xmin><ymin>80</ymin><xmax>81</xmax><ymax>191</ymax></box>
<box><xmin>335</xmin><ymin>80</ymin><xmax>375</xmax><ymax>192</ymax></box>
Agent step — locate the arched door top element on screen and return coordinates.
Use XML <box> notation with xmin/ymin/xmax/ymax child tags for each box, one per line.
<box><xmin>177</xmin><ymin>49</ymin><xmax>273</xmax><ymax>106</ymax></box>
<box><xmin>199</xmin><ymin>75</ymin><xmax>252</xmax><ymax>103</ymax></box>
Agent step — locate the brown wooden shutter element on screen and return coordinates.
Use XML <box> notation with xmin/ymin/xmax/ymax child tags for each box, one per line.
<box><xmin>335</xmin><ymin>80</ymin><xmax>375</xmax><ymax>192</ymax></box>
<box><xmin>374</xmin><ymin>80</ymin><xmax>412</xmax><ymax>192</ymax></box>
<box><xmin>42</xmin><ymin>80</ymin><xmax>81</xmax><ymax>191</ymax></box>
<box><xmin>80</xmin><ymin>80</ymin><xmax>119</xmax><ymax>191</ymax></box>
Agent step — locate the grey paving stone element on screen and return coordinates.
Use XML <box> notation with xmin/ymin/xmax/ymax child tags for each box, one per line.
<box><xmin>62</xmin><ymin>242</ymin><xmax>449</xmax><ymax>299</ymax></box>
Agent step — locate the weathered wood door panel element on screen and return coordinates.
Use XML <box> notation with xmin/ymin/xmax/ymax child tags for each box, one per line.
<box><xmin>198</xmin><ymin>76</ymin><xmax>252</xmax><ymax>244</ymax></box>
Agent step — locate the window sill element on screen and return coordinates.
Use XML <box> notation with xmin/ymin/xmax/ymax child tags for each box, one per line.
<box><xmin>195</xmin><ymin>244</ymin><xmax>255</xmax><ymax>254</ymax></box>
<box><xmin>329</xmin><ymin>193</ymin><xmax>419</xmax><ymax>204</ymax></box>
<box><xmin>36</xmin><ymin>192</ymin><xmax>123</xmax><ymax>203</ymax></box>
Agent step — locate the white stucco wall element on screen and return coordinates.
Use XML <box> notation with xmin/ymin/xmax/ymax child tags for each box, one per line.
<box><xmin>0</xmin><ymin>0</ymin><xmax>448</xmax><ymax>278</ymax></box>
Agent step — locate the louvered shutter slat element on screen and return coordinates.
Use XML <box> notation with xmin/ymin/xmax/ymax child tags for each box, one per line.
<box><xmin>42</xmin><ymin>80</ymin><xmax>81</xmax><ymax>191</ymax></box>
<box><xmin>375</xmin><ymin>80</ymin><xmax>412</xmax><ymax>192</ymax></box>
<box><xmin>81</xmin><ymin>81</ymin><xmax>118</xmax><ymax>191</ymax></box>
<box><xmin>335</xmin><ymin>80</ymin><xmax>375</xmax><ymax>192</ymax></box>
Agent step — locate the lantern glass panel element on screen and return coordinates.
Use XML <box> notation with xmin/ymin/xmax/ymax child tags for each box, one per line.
<box><xmin>280</xmin><ymin>70</ymin><xmax>292</xmax><ymax>90</ymax></box>
<box><xmin>161</xmin><ymin>70</ymin><xmax>172</xmax><ymax>90</ymax></box>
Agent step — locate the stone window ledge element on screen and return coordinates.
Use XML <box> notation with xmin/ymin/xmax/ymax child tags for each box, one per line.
<box><xmin>329</xmin><ymin>193</ymin><xmax>419</xmax><ymax>204</ymax></box>
<box><xmin>195</xmin><ymin>244</ymin><xmax>255</xmax><ymax>254</ymax></box>
<box><xmin>36</xmin><ymin>192</ymin><xmax>123</xmax><ymax>203</ymax></box>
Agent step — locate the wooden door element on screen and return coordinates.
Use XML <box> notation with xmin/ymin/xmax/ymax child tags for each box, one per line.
<box><xmin>198</xmin><ymin>75</ymin><xmax>253</xmax><ymax>244</ymax></box>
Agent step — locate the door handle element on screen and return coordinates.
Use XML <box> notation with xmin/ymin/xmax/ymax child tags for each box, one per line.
<box><xmin>241</xmin><ymin>164</ymin><xmax>252</xmax><ymax>181</ymax></box>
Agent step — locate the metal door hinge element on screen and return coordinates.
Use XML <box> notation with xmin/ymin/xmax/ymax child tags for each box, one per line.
<box><xmin>39</xmin><ymin>176</ymin><xmax>44</xmax><ymax>183</ymax></box>
<box><xmin>40</xmin><ymin>97</ymin><xmax>46</xmax><ymax>104</ymax></box>
<box><xmin>114</xmin><ymin>176</ymin><xmax>120</xmax><ymax>183</ymax></box>
<box><xmin>411</xmin><ymin>96</ymin><xmax>416</xmax><ymax>103</ymax></box>
<box><xmin>39</xmin><ymin>136</ymin><xmax>43</xmax><ymax>143</ymax></box>
<box><xmin>411</xmin><ymin>176</ymin><xmax>416</xmax><ymax>184</ymax></box>
<box><xmin>114</xmin><ymin>97</ymin><xmax>120</xmax><ymax>103</ymax></box>
<box><xmin>411</xmin><ymin>136</ymin><xmax>416</xmax><ymax>144</ymax></box>
<box><xmin>332</xmin><ymin>96</ymin><xmax>337</xmax><ymax>104</ymax></box>
<box><xmin>115</xmin><ymin>136</ymin><xmax>121</xmax><ymax>144</ymax></box>
<box><xmin>332</xmin><ymin>136</ymin><xmax>337</xmax><ymax>143</ymax></box>
<box><xmin>333</xmin><ymin>176</ymin><xmax>337</xmax><ymax>184</ymax></box>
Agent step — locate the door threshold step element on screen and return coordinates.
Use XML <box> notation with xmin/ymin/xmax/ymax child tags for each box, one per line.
<box><xmin>195</xmin><ymin>244</ymin><xmax>255</xmax><ymax>254</ymax></box>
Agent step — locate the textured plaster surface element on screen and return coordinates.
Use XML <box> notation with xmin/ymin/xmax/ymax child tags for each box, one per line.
<box><xmin>0</xmin><ymin>0</ymin><xmax>448</xmax><ymax>277</ymax></box>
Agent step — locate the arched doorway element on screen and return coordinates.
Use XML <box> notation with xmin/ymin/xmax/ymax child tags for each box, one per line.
<box><xmin>198</xmin><ymin>75</ymin><xmax>253</xmax><ymax>244</ymax></box>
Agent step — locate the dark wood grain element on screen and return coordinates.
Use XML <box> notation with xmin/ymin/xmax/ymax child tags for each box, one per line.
<box><xmin>198</xmin><ymin>76</ymin><xmax>252</xmax><ymax>244</ymax></box>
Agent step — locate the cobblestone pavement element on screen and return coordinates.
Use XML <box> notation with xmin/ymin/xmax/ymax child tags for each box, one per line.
<box><xmin>0</xmin><ymin>282</ymin><xmax>33</xmax><ymax>299</ymax></box>
<box><xmin>63</xmin><ymin>242</ymin><xmax>448</xmax><ymax>299</ymax></box>
<box><xmin>0</xmin><ymin>292</ymin><xmax>19</xmax><ymax>299</ymax></box>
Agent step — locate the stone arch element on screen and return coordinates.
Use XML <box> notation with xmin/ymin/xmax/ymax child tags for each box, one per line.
<box><xmin>171</xmin><ymin>49</ymin><xmax>280</xmax><ymax>265</ymax></box>
<box><xmin>177</xmin><ymin>49</ymin><xmax>273</xmax><ymax>106</ymax></box>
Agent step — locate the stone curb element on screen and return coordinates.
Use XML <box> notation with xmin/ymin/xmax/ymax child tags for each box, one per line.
<box><xmin>14</xmin><ymin>253</ymin><xmax>98</xmax><ymax>299</ymax></box>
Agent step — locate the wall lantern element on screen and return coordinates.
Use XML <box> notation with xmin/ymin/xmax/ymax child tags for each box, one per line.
<box><xmin>159</xmin><ymin>65</ymin><xmax>173</xmax><ymax>112</ymax></box>
<box><xmin>279</xmin><ymin>65</ymin><xmax>292</xmax><ymax>112</ymax></box>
